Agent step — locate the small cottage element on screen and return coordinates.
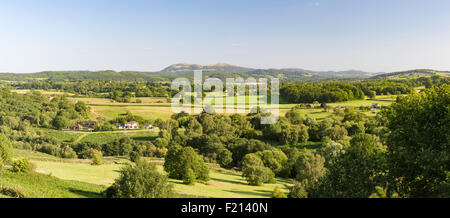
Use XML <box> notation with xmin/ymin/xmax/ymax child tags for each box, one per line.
<box><xmin>118</xmin><ymin>122</ymin><xmax>139</xmax><ymax>129</ymax></box>
<box><xmin>143</xmin><ymin>124</ymin><xmax>153</xmax><ymax>130</ymax></box>
<box><xmin>73</xmin><ymin>124</ymin><xmax>83</xmax><ymax>130</ymax></box>
<box><xmin>84</xmin><ymin>121</ymin><xmax>98</xmax><ymax>128</ymax></box>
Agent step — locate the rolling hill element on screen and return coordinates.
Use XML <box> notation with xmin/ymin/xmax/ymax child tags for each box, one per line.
<box><xmin>161</xmin><ymin>62</ymin><xmax>254</xmax><ymax>74</ymax></box>
<box><xmin>370</xmin><ymin>69</ymin><xmax>450</xmax><ymax>79</ymax></box>
<box><xmin>9</xmin><ymin>63</ymin><xmax>449</xmax><ymax>82</ymax></box>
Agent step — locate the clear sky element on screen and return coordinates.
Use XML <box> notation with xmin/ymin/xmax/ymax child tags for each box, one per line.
<box><xmin>1</xmin><ymin>0</ymin><xmax>450</xmax><ymax>73</ymax></box>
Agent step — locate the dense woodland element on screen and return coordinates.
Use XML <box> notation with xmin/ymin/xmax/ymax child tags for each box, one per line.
<box><xmin>280</xmin><ymin>76</ymin><xmax>449</xmax><ymax>103</ymax></box>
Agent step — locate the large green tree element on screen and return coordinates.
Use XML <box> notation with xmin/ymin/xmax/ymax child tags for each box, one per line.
<box><xmin>310</xmin><ymin>133</ymin><xmax>387</xmax><ymax>198</ymax></box>
<box><xmin>383</xmin><ymin>85</ymin><xmax>450</xmax><ymax>197</ymax></box>
<box><xmin>105</xmin><ymin>160</ymin><xmax>173</xmax><ymax>198</ymax></box>
<box><xmin>164</xmin><ymin>144</ymin><xmax>210</xmax><ymax>183</ymax></box>
<box><xmin>241</xmin><ymin>153</ymin><xmax>276</xmax><ymax>186</ymax></box>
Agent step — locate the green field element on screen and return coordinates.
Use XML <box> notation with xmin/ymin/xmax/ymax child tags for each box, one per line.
<box><xmin>0</xmin><ymin>169</ymin><xmax>104</xmax><ymax>198</ymax></box>
<box><xmin>12</xmin><ymin>149</ymin><xmax>291</xmax><ymax>198</ymax></box>
<box><xmin>11</xmin><ymin>89</ymin><xmax>74</xmax><ymax>96</ymax></box>
<box><xmin>68</xmin><ymin>94</ymin><xmax>397</xmax><ymax>121</ymax></box>
<box><xmin>7</xmin><ymin>89</ymin><xmax>397</xmax><ymax>121</ymax></box>
<box><xmin>38</xmin><ymin>128</ymin><xmax>159</xmax><ymax>144</ymax></box>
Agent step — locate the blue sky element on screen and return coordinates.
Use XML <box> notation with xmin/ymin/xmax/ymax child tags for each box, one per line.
<box><xmin>1</xmin><ymin>0</ymin><xmax>450</xmax><ymax>73</ymax></box>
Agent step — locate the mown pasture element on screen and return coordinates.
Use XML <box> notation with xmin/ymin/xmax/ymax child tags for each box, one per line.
<box><xmin>11</xmin><ymin>149</ymin><xmax>292</xmax><ymax>198</ymax></box>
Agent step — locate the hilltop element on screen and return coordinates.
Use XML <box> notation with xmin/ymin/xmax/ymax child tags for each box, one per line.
<box><xmin>3</xmin><ymin>63</ymin><xmax>449</xmax><ymax>82</ymax></box>
<box><xmin>370</xmin><ymin>69</ymin><xmax>450</xmax><ymax>79</ymax></box>
<box><xmin>161</xmin><ymin>62</ymin><xmax>254</xmax><ymax>73</ymax></box>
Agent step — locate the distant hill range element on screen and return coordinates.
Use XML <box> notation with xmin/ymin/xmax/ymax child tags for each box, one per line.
<box><xmin>161</xmin><ymin>62</ymin><xmax>253</xmax><ymax>74</ymax></box>
<box><xmin>0</xmin><ymin>63</ymin><xmax>447</xmax><ymax>82</ymax></box>
<box><xmin>370</xmin><ymin>69</ymin><xmax>450</xmax><ymax>79</ymax></box>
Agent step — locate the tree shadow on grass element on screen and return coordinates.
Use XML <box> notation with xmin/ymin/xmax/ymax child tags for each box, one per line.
<box><xmin>132</xmin><ymin>136</ymin><xmax>157</xmax><ymax>141</ymax></box>
<box><xmin>224</xmin><ymin>190</ymin><xmax>270</xmax><ymax>198</ymax></box>
<box><xmin>68</xmin><ymin>188</ymin><xmax>102</xmax><ymax>198</ymax></box>
<box><xmin>211</xmin><ymin>177</ymin><xmax>248</xmax><ymax>186</ymax></box>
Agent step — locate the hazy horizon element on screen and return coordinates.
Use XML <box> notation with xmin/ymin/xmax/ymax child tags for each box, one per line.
<box><xmin>1</xmin><ymin>0</ymin><xmax>450</xmax><ymax>73</ymax></box>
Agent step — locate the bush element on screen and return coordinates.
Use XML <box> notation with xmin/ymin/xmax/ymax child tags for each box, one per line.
<box><xmin>60</xmin><ymin>146</ymin><xmax>77</xmax><ymax>159</ymax></box>
<box><xmin>0</xmin><ymin>134</ymin><xmax>13</xmax><ymax>164</ymax></box>
<box><xmin>12</xmin><ymin>159</ymin><xmax>35</xmax><ymax>173</ymax></box>
<box><xmin>288</xmin><ymin>181</ymin><xmax>308</xmax><ymax>198</ymax></box>
<box><xmin>183</xmin><ymin>168</ymin><xmax>196</xmax><ymax>185</ymax></box>
<box><xmin>105</xmin><ymin>160</ymin><xmax>173</xmax><ymax>198</ymax></box>
<box><xmin>155</xmin><ymin>147</ymin><xmax>168</xmax><ymax>158</ymax></box>
<box><xmin>241</xmin><ymin>153</ymin><xmax>276</xmax><ymax>186</ymax></box>
<box><xmin>271</xmin><ymin>186</ymin><xmax>287</xmax><ymax>198</ymax></box>
<box><xmin>129</xmin><ymin>151</ymin><xmax>140</xmax><ymax>163</ymax></box>
<box><xmin>0</xmin><ymin>186</ymin><xmax>26</xmax><ymax>198</ymax></box>
<box><xmin>91</xmin><ymin>149</ymin><xmax>103</xmax><ymax>165</ymax></box>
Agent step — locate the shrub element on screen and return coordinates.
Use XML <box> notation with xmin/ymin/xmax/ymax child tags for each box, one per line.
<box><xmin>288</xmin><ymin>181</ymin><xmax>308</xmax><ymax>198</ymax></box>
<box><xmin>0</xmin><ymin>134</ymin><xmax>13</xmax><ymax>164</ymax></box>
<box><xmin>105</xmin><ymin>160</ymin><xmax>173</xmax><ymax>198</ymax></box>
<box><xmin>91</xmin><ymin>149</ymin><xmax>103</xmax><ymax>165</ymax></box>
<box><xmin>129</xmin><ymin>151</ymin><xmax>140</xmax><ymax>163</ymax></box>
<box><xmin>0</xmin><ymin>186</ymin><xmax>26</xmax><ymax>198</ymax></box>
<box><xmin>154</xmin><ymin>138</ymin><xmax>169</xmax><ymax>148</ymax></box>
<box><xmin>183</xmin><ymin>168</ymin><xmax>196</xmax><ymax>185</ymax></box>
<box><xmin>60</xmin><ymin>145</ymin><xmax>77</xmax><ymax>159</ymax></box>
<box><xmin>271</xmin><ymin>186</ymin><xmax>287</xmax><ymax>198</ymax></box>
<box><xmin>155</xmin><ymin>147</ymin><xmax>168</xmax><ymax>158</ymax></box>
<box><xmin>12</xmin><ymin>159</ymin><xmax>35</xmax><ymax>173</ymax></box>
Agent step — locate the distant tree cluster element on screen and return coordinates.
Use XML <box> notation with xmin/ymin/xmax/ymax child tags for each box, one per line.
<box><xmin>281</xmin><ymin>82</ymin><xmax>365</xmax><ymax>103</ymax></box>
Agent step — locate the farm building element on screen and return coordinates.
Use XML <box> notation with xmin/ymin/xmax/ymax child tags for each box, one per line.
<box><xmin>84</xmin><ymin>121</ymin><xmax>98</xmax><ymax>128</ymax></box>
<box><xmin>73</xmin><ymin>124</ymin><xmax>83</xmax><ymax>130</ymax></box>
<box><xmin>143</xmin><ymin>124</ymin><xmax>153</xmax><ymax>129</ymax></box>
<box><xmin>118</xmin><ymin>122</ymin><xmax>139</xmax><ymax>129</ymax></box>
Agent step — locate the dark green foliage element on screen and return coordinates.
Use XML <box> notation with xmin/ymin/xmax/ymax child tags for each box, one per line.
<box><xmin>91</xmin><ymin>149</ymin><xmax>103</xmax><ymax>165</ymax></box>
<box><xmin>0</xmin><ymin>134</ymin><xmax>13</xmax><ymax>164</ymax></box>
<box><xmin>12</xmin><ymin>158</ymin><xmax>35</xmax><ymax>173</ymax></box>
<box><xmin>280</xmin><ymin>147</ymin><xmax>301</xmax><ymax>178</ymax></box>
<box><xmin>310</xmin><ymin>133</ymin><xmax>387</xmax><ymax>198</ymax></box>
<box><xmin>271</xmin><ymin>186</ymin><xmax>287</xmax><ymax>198</ymax></box>
<box><xmin>183</xmin><ymin>168</ymin><xmax>196</xmax><ymax>185</ymax></box>
<box><xmin>383</xmin><ymin>85</ymin><xmax>450</xmax><ymax>197</ymax></box>
<box><xmin>129</xmin><ymin>151</ymin><xmax>140</xmax><ymax>163</ymax></box>
<box><xmin>105</xmin><ymin>160</ymin><xmax>173</xmax><ymax>198</ymax></box>
<box><xmin>226</xmin><ymin>138</ymin><xmax>271</xmax><ymax>167</ymax></box>
<box><xmin>288</xmin><ymin>181</ymin><xmax>308</xmax><ymax>198</ymax></box>
<box><xmin>280</xmin><ymin>124</ymin><xmax>309</xmax><ymax>145</ymax></box>
<box><xmin>281</xmin><ymin>82</ymin><xmax>365</xmax><ymax>103</ymax></box>
<box><xmin>295</xmin><ymin>153</ymin><xmax>327</xmax><ymax>184</ymax></box>
<box><xmin>241</xmin><ymin>153</ymin><xmax>276</xmax><ymax>186</ymax></box>
<box><xmin>186</xmin><ymin>134</ymin><xmax>233</xmax><ymax>168</ymax></box>
<box><xmin>164</xmin><ymin>144</ymin><xmax>210</xmax><ymax>182</ymax></box>
<box><xmin>256</xmin><ymin>149</ymin><xmax>288</xmax><ymax>177</ymax></box>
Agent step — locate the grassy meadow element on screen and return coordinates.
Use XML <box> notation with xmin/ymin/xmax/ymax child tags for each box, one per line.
<box><xmin>9</xmin><ymin>149</ymin><xmax>292</xmax><ymax>198</ymax></box>
<box><xmin>38</xmin><ymin>128</ymin><xmax>160</xmax><ymax>144</ymax></box>
<box><xmin>65</xmin><ymin>93</ymin><xmax>397</xmax><ymax>121</ymax></box>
